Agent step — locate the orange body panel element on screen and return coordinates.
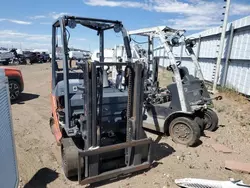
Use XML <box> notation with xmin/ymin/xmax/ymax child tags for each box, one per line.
<box><xmin>0</xmin><ymin>66</ymin><xmax>24</xmax><ymax>90</ymax></box>
<box><xmin>51</xmin><ymin>94</ymin><xmax>63</xmax><ymax>145</ymax></box>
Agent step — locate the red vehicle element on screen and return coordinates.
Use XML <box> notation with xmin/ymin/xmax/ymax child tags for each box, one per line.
<box><xmin>0</xmin><ymin>66</ymin><xmax>24</xmax><ymax>100</ymax></box>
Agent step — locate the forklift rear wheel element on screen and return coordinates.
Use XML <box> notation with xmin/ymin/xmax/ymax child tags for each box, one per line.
<box><xmin>61</xmin><ymin>138</ymin><xmax>84</xmax><ymax>178</ymax></box>
<box><xmin>169</xmin><ymin>117</ymin><xmax>201</xmax><ymax>146</ymax></box>
<box><xmin>204</xmin><ymin>108</ymin><xmax>219</xmax><ymax>131</ymax></box>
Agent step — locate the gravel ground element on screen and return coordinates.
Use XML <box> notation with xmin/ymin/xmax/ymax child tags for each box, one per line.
<box><xmin>10</xmin><ymin>63</ymin><xmax>250</xmax><ymax>188</ymax></box>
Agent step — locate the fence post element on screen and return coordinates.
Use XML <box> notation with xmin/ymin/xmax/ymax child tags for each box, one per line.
<box><xmin>222</xmin><ymin>24</ymin><xmax>234</xmax><ymax>87</ymax></box>
<box><xmin>212</xmin><ymin>0</ymin><xmax>231</xmax><ymax>93</ymax></box>
<box><xmin>180</xmin><ymin>42</ymin><xmax>184</xmax><ymax>63</ymax></box>
<box><xmin>194</xmin><ymin>35</ymin><xmax>201</xmax><ymax>77</ymax></box>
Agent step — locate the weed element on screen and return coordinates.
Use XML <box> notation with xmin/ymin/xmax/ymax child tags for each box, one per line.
<box><xmin>217</xmin><ymin>85</ymin><xmax>247</xmax><ymax>104</ymax></box>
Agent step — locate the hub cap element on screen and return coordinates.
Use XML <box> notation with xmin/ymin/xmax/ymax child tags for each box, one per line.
<box><xmin>173</xmin><ymin>123</ymin><xmax>191</xmax><ymax>142</ymax></box>
<box><xmin>9</xmin><ymin>83</ymin><xmax>20</xmax><ymax>100</ymax></box>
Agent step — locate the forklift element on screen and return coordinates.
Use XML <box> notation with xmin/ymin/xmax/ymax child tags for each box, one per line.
<box><xmin>50</xmin><ymin>16</ymin><xmax>153</xmax><ymax>185</ymax></box>
<box><xmin>128</xmin><ymin>26</ymin><xmax>221</xmax><ymax>146</ymax></box>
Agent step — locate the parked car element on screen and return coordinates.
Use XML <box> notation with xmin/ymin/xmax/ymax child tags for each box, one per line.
<box><xmin>40</xmin><ymin>52</ymin><xmax>51</xmax><ymax>62</ymax></box>
<box><xmin>23</xmin><ymin>51</ymin><xmax>40</xmax><ymax>64</ymax></box>
<box><xmin>0</xmin><ymin>48</ymin><xmax>15</xmax><ymax>65</ymax></box>
<box><xmin>0</xmin><ymin>66</ymin><xmax>24</xmax><ymax>100</ymax></box>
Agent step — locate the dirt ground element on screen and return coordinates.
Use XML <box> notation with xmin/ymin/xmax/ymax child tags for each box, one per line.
<box><xmin>11</xmin><ymin>63</ymin><xmax>250</xmax><ymax>188</ymax></box>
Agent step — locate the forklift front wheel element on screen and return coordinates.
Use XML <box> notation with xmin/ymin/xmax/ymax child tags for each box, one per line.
<box><xmin>61</xmin><ymin>138</ymin><xmax>84</xmax><ymax>179</ymax></box>
<box><xmin>169</xmin><ymin>117</ymin><xmax>201</xmax><ymax>147</ymax></box>
<box><xmin>204</xmin><ymin>108</ymin><xmax>219</xmax><ymax>132</ymax></box>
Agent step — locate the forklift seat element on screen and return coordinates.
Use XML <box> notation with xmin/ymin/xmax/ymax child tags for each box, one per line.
<box><xmin>179</xmin><ymin>66</ymin><xmax>189</xmax><ymax>79</ymax></box>
<box><xmin>179</xmin><ymin>66</ymin><xmax>196</xmax><ymax>82</ymax></box>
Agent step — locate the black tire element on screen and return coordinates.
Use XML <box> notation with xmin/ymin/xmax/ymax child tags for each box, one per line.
<box><xmin>9</xmin><ymin>80</ymin><xmax>21</xmax><ymax>101</ymax></box>
<box><xmin>25</xmin><ymin>58</ymin><xmax>32</xmax><ymax>65</ymax></box>
<box><xmin>2</xmin><ymin>60</ymin><xmax>9</xmax><ymax>65</ymax></box>
<box><xmin>204</xmin><ymin>108</ymin><xmax>219</xmax><ymax>131</ymax></box>
<box><xmin>169</xmin><ymin>117</ymin><xmax>201</xmax><ymax>146</ymax></box>
<box><xmin>12</xmin><ymin>59</ymin><xmax>20</xmax><ymax>65</ymax></box>
<box><xmin>61</xmin><ymin>138</ymin><xmax>84</xmax><ymax>178</ymax></box>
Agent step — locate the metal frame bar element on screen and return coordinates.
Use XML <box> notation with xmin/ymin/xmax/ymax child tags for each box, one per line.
<box><xmin>51</xmin><ymin>26</ymin><xmax>57</xmax><ymax>88</ymax></box>
<box><xmin>185</xmin><ymin>40</ymin><xmax>204</xmax><ymax>81</ymax></box>
<box><xmin>194</xmin><ymin>35</ymin><xmax>201</xmax><ymax>78</ymax></box>
<box><xmin>148</xmin><ymin>35</ymin><xmax>154</xmax><ymax>81</ymax></box>
<box><xmin>53</xmin><ymin>16</ymin><xmax>122</xmax><ymax>27</ymax></box>
<box><xmin>59</xmin><ymin>18</ymin><xmax>71</xmax><ymax>130</ymax></box>
<box><xmin>121</xmin><ymin>27</ymin><xmax>132</xmax><ymax>60</ymax></box>
<box><xmin>132</xmin><ymin>63</ymin><xmax>145</xmax><ymax>165</ymax></box>
<box><xmin>89</xmin><ymin>61</ymin><xmax>99</xmax><ymax>176</ymax></box>
<box><xmin>91</xmin><ymin>62</ymin><xmax>97</xmax><ymax>147</ymax></box>
<box><xmin>83</xmin><ymin>61</ymin><xmax>92</xmax><ymax>178</ymax></box>
<box><xmin>53</xmin><ymin>16</ymin><xmax>132</xmax><ymax>63</ymax></box>
<box><xmin>156</xmin><ymin>27</ymin><xmax>188</xmax><ymax>112</ymax></box>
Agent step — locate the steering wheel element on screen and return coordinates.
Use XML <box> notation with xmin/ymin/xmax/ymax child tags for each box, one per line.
<box><xmin>104</xmin><ymin>65</ymin><xmax>110</xmax><ymax>72</ymax></box>
<box><xmin>176</xmin><ymin>61</ymin><xmax>181</xmax><ymax>67</ymax></box>
<box><xmin>166</xmin><ymin>61</ymin><xmax>182</xmax><ymax>72</ymax></box>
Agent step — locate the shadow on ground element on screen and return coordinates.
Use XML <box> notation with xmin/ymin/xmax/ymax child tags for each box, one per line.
<box><xmin>23</xmin><ymin>168</ymin><xmax>59</xmax><ymax>188</ymax></box>
<box><xmin>11</xmin><ymin>93</ymin><xmax>39</xmax><ymax>104</ymax></box>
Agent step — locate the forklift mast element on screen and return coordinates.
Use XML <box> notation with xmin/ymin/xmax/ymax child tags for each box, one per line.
<box><xmin>129</xmin><ymin>26</ymin><xmax>188</xmax><ymax>112</ymax></box>
<box><xmin>128</xmin><ymin>26</ymin><xmax>206</xmax><ymax>112</ymax></box>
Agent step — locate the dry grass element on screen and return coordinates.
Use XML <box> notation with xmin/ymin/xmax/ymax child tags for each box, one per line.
<box><xmin>217</xmin><ymin>86</ymin><xmax>248</xmax><ymax>105</ymax></box>
<box><xmin>158</xmin><ymin>68</ymin><xmax>173</xmax><ymax>87</ymax></box>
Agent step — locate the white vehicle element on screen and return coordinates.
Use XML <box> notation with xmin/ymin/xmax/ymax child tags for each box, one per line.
<box><xmin>91</xmin><ymin>45</ymin><xmax>126</xmax><ymax>62</ymax></box>
<box><xmin>32</xmin><ymin>49</ymin><xmax>49</xmax><ymax>54</ymax></box>
<box><xmin>68</xmin><ymin>50</ymin><xmax>84</xmax><ymax>60</ymax></box>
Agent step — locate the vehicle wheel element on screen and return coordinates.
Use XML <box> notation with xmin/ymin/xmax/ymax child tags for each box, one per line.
<box><xmin>61</xmin><ymin>138</ymin><xmax>84</xmax><ymax>178</ymax></box>
<box><xmin>169</xmin><ymin>117</ymin><xmax>201</xmax><ymax>146</ymax></box>
<box><xmin>12</xmin><ymin>59</ymin><xmax>20</xmax><ymax>65</ymax></box>
<box><xmin>25</xmin><ymin>58</ymin><xmax>31</xmax><ymax>65</ymax></box>
<box><xmin>204</xmin><ymin>108</ymin><xmax>219</xmax><ymax>131</ymax></box>
<box><xmin>9</xmin><ymin>80</ymin><xmax>21</xmax><ymax>101</ymax></box>
<box><xmin>2</xmin><ymin>60</ymin><xmax>9</xmax><ymax>65</ymax></box>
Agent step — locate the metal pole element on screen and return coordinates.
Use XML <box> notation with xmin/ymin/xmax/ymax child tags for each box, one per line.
<box><xmin>222</xmin><ymin>23</ymin><xmax>234</xmax><ymax>87</ymax></box>
<box><xmin>180</xmin><ymin>42</ymin><xmax>184</xmax><ymax>63</ymax></box>
<box><xmin>52</xmin><ymin>26</ymin><xmax>56</xmax><ymax>88</ymax></box>
<box><xmin>194</xmin><ymin>35</ymin><xmax>201</xmax><ymax>78</ymax></box>
<box><xmin>59</xmin><ymin>18</ymin><xmax>71</xmax><ymax>129</ymax></box>
<box><xmin>99</xmin><ymin>30</ymin><xmax>104</xmax><ymax>62</ymax></box>
<box><xmin>212</xmin><ymin>0</ymin><xmax>231</xmax><ymax>93</ymax></box>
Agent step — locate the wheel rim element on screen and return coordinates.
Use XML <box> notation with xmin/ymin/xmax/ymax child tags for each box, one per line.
<box><xmin>9</xmin><ymin>83</ymin><xmax>20</xmax><ymax>100</ymax></box>
<box><xmin>172</xmin><ymin>122</ymin><xmax>192</xmax><ymax>143</ymax></box>
<box><xmin>26</xmin><ymin>59</ymin><xmax>31</xmax><ymax>64</ymax></box>
<box><xmin>204</xmin><ymin>113</ymin><xmax>212</xmax><ymax>129</ymax></box>
<box><xmin>13</xmin><ymin>59</ymin><xmax>19</xmax><ymax>65</ymax></box>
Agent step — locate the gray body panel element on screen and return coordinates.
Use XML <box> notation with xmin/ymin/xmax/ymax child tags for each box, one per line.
<box><xmin>54</xmin><ymin>77</ymin><xmax>128</xmax><ymax>122</ymax></box>
<box><xmin>0</xmin><ymin>69</ymin><xmax>19</xmax><ymax>188</ymax></box>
